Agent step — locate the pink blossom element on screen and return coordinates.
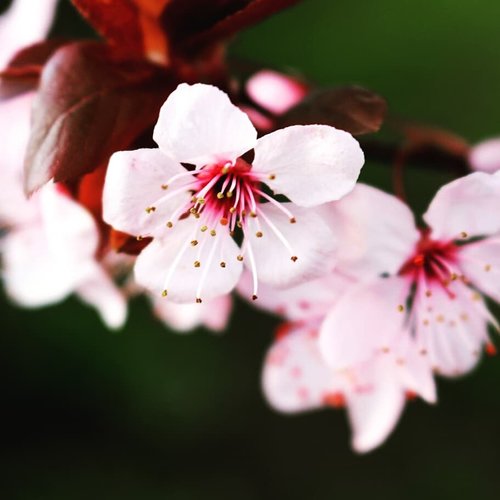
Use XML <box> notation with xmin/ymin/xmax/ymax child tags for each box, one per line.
<box><xmin>468</xmin><ymin>137</ymin><xmax>500</xmax><ymax>173</ymax></box>
<box><xmin>263</xmin><ymin>322</ymin><xmax>435</xmax><ymax>453</ymax></box>
<box><xmin>0</xmin><ymin>0</ymin><xmax>59</xmax><ymax>68</ymax></box>
<box><xmin>103</xmin><ymin>83</ymin><xmax>364</xmax><ymax>304</ymax></box>
<box><xmin>319</xmin><ymin>176</ymin><xmax>500</xmax><ymax>377</ymax></box>
<box><xmin>0</xmin><ymin>97</ymin><xmax>126</xmax><ymax>329</ymax></box>
<box><xmin>246</xmin><ymin>70</ymin><xmax>308</xmax><ymax>115</ymax></box>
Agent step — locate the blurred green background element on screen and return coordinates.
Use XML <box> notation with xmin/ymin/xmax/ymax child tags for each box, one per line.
<box><xmin>2</xmin><ymin>0</ymin><xmax>500</xmax><ymax>498</ymax></box>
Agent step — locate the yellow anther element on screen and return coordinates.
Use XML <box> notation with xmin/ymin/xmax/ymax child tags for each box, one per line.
<box><xmin>161</xmin><ymin>289</ymin><xmax>168</xmax><ymax>297</ymax></box>
<box><xmin>198</xmin><ymin>198</ymin><xmax>205</xmax><ymax>204</ymax></box>
<box><xmin>136</xmin><ymin>235</ymin><xmax>143</xmax><ymax>241</ymax></box>
<box><xmin>191</xmin><ymin>240</ymin><xmax>198</xmax><ymax>246</ymax></box>
<box><xmin>226</xmin><ymin>191</ymin><xmax>233</xmax><ymax>198</ymax></box>
<box><xmin>194</xmin><ymin>261</ymin><xmax>201</xmax><ymax>268</ymax></box>
<box><xmin>485</xmin><ymin>264</ymin><xmax>492</xmax><ymax>272</ymax></box>
<box><xmin>256</xmin><ymin>231</ymin><xmax>263</xmax><ymax>238</ymax></box>
<box><xmin>217</xmin><ymin>192</ymin><xmax>224</xmax><ymax>199</ymax></box>
<box><xmin>436</xmin><ymin>314</ymin><xmax>444</xmax><ymax>323</ymax></box>
<box><xmin>221</xmin><ymin>166</ymin><xmax>230</xmax><ymax>174</ymax></box>
<box><xmin>189</xmin><ymin>208</ymin><xmax>198</xmax><ymax>215</ymax></box>
<box><xmin>145</xmin><ymin>206</ymin><xmax>156</xmax><ymax>214</ymax></box>
<box><xmin>460</xmin><ymin>231</ymin><xmax>468</xmax><ymax>239</ymax></box>
<box><xmin>161</xmin><ymin>184</ymin><xmax>168</xmax><ymax>190</ymax></box>
<box><xmin>196</xmin><ymin>298</ymin><xmax>203</xmax><ymax>304</ymax></box>
<box><xmin>291</xmin><ymin>256</ymin><xmax>298</xmax><ymax>262</ymax></box>
<box><xmin>237</xmin><ymin>255</ymin><xmax>244</xmax><ymax>262</ymax></box>
<box><xmin>397</xmin><ymin>304</ymin><xmax>404</xmax><ymax>312</ymax></box>
<box><xmin>229</xmin><ymin>207</ymin><xmax>236</xmax><ymax>214</ymax></box>
<box><xmin>210</xmin><ymin>229</ymin><xmax>216</xmax><ymax>237</ymax></box>
<box><xmin>201</xmin><ymin>225</ymin><xmax>208</xmax><ymax>232</ymax></box>
<box><xmin>220</xmin><ymin>261</ymin><xmax>226</xmax><ymax>268</ymax></box>
<box><xmin>250</xmin><ymin>211</ymin><xmax>257</xmax><ymax>218</ymax></box>
<box><xmin>166</xmin><ymin>221</ymin><xmax>173</xmax><ymax>228</ymax></box>
<box><xmin>236</xmin><ymin>221</ymin><xmax>243</xmax><ymax>228</ymax></box>
<box><xmin>268</xmin><ymin>174</ymin><xmax>276</xmax><ymax>180</ymax></box>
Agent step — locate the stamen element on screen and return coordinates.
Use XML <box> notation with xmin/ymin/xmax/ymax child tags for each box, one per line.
<box><xmin>254</xmin><ymin>188</ymin><xmax>296</xmax><ymax>222</ymax></box>
<box><xmin>145</xmin><ymin>206</ymin><xmax>156</xmax><ymax>214</ymax></box>
<box><xmin>256</xmin><ymin>208</ymin><xmax>297</xmax><ymax>261</ymax></box>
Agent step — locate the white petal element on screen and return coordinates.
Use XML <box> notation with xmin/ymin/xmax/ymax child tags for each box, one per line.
<box><xmin>237</xmin><ymin>271</ymin><xmax>354</xmax><ymax>322</ymax></box>
<box><xmin>319</xmin><ymin>276</ymin><xmax>410</xmax><ymax>370</ymax></box>
<box><xmin>424</xmin><ymin>172</ymin><xmax>500</xmax><ymax>241</ymax></box>
<box><xmin>103</xmin><ymin>148</ymin><xmax>191</xmax><ymax>237</ymax></box>
<box><xmin>134</xmin><ymin>218</ymin><xmax>243</xmax><ymax>303</ymax></box>
<box><xmin>262</xmin><ymin>323</ymin><xmax>335</xmax><ymax>413</ymax></box>
<box><xmin>152</xmin><ymin>294</ymin><xmax>232</xmax><ymax>333</ymax></box>
<box><xmin>245</xmin><ymin>202</ymin><xmax>336</xmax><ymax>289</ymax></box>
<box><xmin>76</xmin><ymin>264</ymin><xmax>128</xmax><ymax>330</ymax></box>
<box><xmin>252</xmin><ymin>125</ymin><xmax>364</xmax><ymax>207</ymax></box>
<box><xmin>153</xmin><ymin>83</ymin><xmax>257</xmax><ymax>165</ymax></box>
<box><xmin>460</xmin><ymin>237</ymin><xmax>500</xmax><ymax>303</ymax></box>
<box><xmin>347</xmin><ymin>363</ymin><xmax>406</xmax><ymax>454</ymax></box>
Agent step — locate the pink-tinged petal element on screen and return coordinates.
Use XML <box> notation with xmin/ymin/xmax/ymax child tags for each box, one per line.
<box><xmin>239</xmin><ymin>105</ymin><xmax>273</xmax><ymax>132</ymax></box>
<box><xmin>0</xmin><ymin>0</ymin><xmax>59</xmax><ymax>68</ymax></box>
<box><xmin>246</xmin><ymin>203</ymin><xmax>336</xmax><ymax>290</ymax></box>
<box><xmin>246</xmin><ymin>70</ymin><xmax>308</xmax><ymax>115</ymax></box>
<box><xmin>262</xmin><ymin>323</ymin><xmax>334</xmax><ymax>413</ymax></box>
<box><xmin>460</xmin><ymin>237</ymin><xmax>500</xmax><ymax>303</ymax></box>
<box><xmin>252</xmin><ymin>125</ymin><xmax>364</xmax><ymax>207</ymax></box>
<box><xmin>134</xmin><ymin>218</ymin><xmax>243</xmax><ymax>303</ymax></box>
<box><xmin>319</xmin><ymin>276</ymin><xmax>410</xmax><ymax>370</ymax></box>
<box><xmin>324</xmin><ymin>184</ymin><xmax>419</xmax><ymax>279</ymax></box>
<box><xmin>423</xmin><ymin>172</ymin><xmax>500</xmax><ymax>241</ymax></box>
<box><xmin>103</xmin><ymin>148</ymin><xmax>191</xmax><ymax>237</ymax></box>
<box><xmin>153</xmin><ymin>83</ymin><xmax>257</xmax><ymax>165</ymax></box>
<box><xmin>152</xmin><ymin>294</ymin><xmax>232</xmax><ymax>333</ymax></box>
<box><xmin>0</xmin><ymin>93</ymin><xmax>38</xmax><ymax>226</ymax></box>
<box><xmin>346</xmin><ymin>365</ymin><xmax>406</xmax><ymax>454</ymax></box>
<box><xmin>76</xmin><ymin>264</ymin><xmax>128</xmax><ymax>330</ymax></box>
<box><xmin>413</xmin><ymin>281</ymin><xmax>489</xmax><ymax>377</ymax></box>
<box><xmin>469</xmin><ymin>138</ymin><xmax>500</xmax><ymax>173</ymax></box>
<box><xmin>237</xmin><ymin>271</ymin><xmax>354</xmax><ymax>322</ymax></box>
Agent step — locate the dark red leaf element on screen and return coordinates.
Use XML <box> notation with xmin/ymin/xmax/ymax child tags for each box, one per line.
<box><xmin>110</xmin><ymin>229</ymin><xmax>152</xmax><ymax>255</ymax></box>
<box><xmin>25</xmin><ymin>41</ymin><xmax>174</xmax><ymax>193</ymax></box>
<box><xmin>0</xmin><ymin>40</ymin><xmax>69</xmax><ymax>99</ymax></box>
<box><xmin>70</xmin><ymin>0</ymin><xmax>169</xmax><ymax>63</ymax></box>
<box><xmin>277</xmin><ymin>86</ymin><xmax>387</xmax><ymax>136</ymax></box>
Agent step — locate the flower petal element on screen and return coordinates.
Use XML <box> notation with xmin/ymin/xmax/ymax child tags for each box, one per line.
<box><xmin>324</xmin><ymin>183</ymin><xmax>419</xmax><ymax>279</ymax></box>
<box><xmin>413</xmin><ymin>281</ymin><xmax>489</xmax><ymax>377</ymax></box>
<box><xmin>237</xmin><ymin>271</ymin><xmax>354</xmax><ymax>322</ymax></box>
<box><xmin>262</xmin><ymin>323</ymin><xmax>334</xmax><ymax>413</ymax></box>
<box><xmin>134</xmin><ymin>218</ymin><xmax>243</xmax><ymax>303</ymax></box>
<box><xmin>152</xmin><ymin>294</ymin><xmax>232</xmax><ymax>333</ymax></box>
<box><xmin>319</xmin><ymin>276</ymin><xmax>410</xmax><ymax>370</ymax></box>
<box><xmin>245</xmin><ymin>202</ymin><xmax>336</xmax><ymax>289</ymax></box>
<box><xmin>346</xmin><ymin>364</ymin><xmax>406</xmax><ymax>454</ymax></box>
<box><xmin>103</xmin><ymin>148</ymin><xmax>191</xmax><ymax>237</ymax></box>
<box><xmin>246</xmin><ymin>70</ymin><xmax>307</xmax><ymax>115</ymax></box>
<box><xmin>460</xmin><ymin>237</ymin><xmax>500</xmax><ymax>303</ymax></box>
<box><xmin>76</xmin><ymin>264</ymin><xmax>128</xmax><ymax>330</ymax></box>
<box><xmin>153</xmin><ymin>83</ymin><xmax>257</xmax><ymax>165</ymax></box>
<box><xmin>423</xmin><ymin>172</ymin><xmax>500</xmax><ymax>241</ymax></box>
<box><xmin>252</xmin><ymin>125</ymin><xmax>364</xmax><ymax>207</ymax></box>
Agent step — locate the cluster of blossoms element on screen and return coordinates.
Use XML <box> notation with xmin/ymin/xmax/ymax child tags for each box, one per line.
<box><xmin>1</xmin><ymin>0</ymin><xmax>499</xmax><ymax>452</ymax></box>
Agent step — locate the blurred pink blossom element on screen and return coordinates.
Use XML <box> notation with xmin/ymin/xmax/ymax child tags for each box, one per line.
<box><xmin>468</xmin><ymin>137</ymin><xmax>500</xmax><ymax>173</ymax></box>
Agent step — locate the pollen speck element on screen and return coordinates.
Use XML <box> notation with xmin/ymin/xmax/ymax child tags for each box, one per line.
<box><xmin>485</xmin><ymin>264</ymin><xmax>492</xmax><ymax>272</ymax></box>
<box><xmin>196</xmin><ymin>298</ymin><xmax>202</xmax><ymax>304</ymax></box>
<box><xmin>191</xmin><ymin>240</ymin><xmax>198</xmax><ymax>246</ymax></box>
<box><xmin>290</xmin><ymin>217</ymin><xmax>296</xmax><ymax>224</ymax></box>
<box><xmin>425</xmin><ymin>290</ymin><xmax>432</xmax><ymax>297</ymax></box>
<box><xmin>136</xmin><ymin>235</ymin><xmax>143</xmax><ymax>241</ymax></box>
<box><xmin>397</xmin><ymin>304</ymin><xmax>404</xmax><ymax>312</ymax></box>
<box><xmin>237</xmin><ymin>255</ymin><xmax>244</xmax><ymax>262</ymax></box>
<box><xmin>268</xmin><ymin>174</ymin><xmax>276</xmax><ymax>180</ymax></box>
<box><xmin>252</xmin><ymin>294</ymin><xmax>258</xmax><ymax>301</ymax></box>
<box><xmin>460</xmin><ymin>231</ymin><xmax>468</xmax><ymax>239</ymax></box>
<box><xmin>194</xmin><ymin>261</ymin><xmax>201</xmax><ymax>268</ymax></box>
<box><xmin>291</xmin><ymin>256</ymin><xmax>298</xmax><ymax>262</ymax></box>
<box><xmin>145</xmin><ymin>206</ymin><xmax>156</xmax><ymax>214</ymax></box>
<box><xmin>220</xmin><ymin>261</ymin><xmax>226</xmax><ymax>268</ymax></box>
<box><xmin>166</xmin><ymin>221</ymin><xmax>173</xmax><ymax>228</ymax></box>
<box><xmin>161</xmin><ymin>184</ymin><xmax>168</xmax><ymax>190</ymax></box>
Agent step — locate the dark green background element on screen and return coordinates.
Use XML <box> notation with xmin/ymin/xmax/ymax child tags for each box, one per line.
<box><xmin>2</xmin><ymin>0</ymin><xmax>500</xmax><ymax>498</ymax></box>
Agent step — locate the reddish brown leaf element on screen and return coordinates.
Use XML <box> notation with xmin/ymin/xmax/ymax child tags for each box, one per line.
<box><xmin>277</xmin><ymin>86</ymin><xmax>387</xmax><ymax>136</ymax></box>
<box><xmin>25</xmin><ymin>41</ymin><xmax>174</xmax><ymax>193</ymax></box>
<box><xmin>70</xmin><ymin>0</ymin><xmax>169</xmax><ymax>63</ymax></box>
<box><xmin>110</xmin><ymin>229</ymin><xmax>152</xmax><ymax>255</ymax></box>
<box><xmin>0</xmin><ymin>40</ymin><xmax>69</xmax><ymax>99</ymax></box>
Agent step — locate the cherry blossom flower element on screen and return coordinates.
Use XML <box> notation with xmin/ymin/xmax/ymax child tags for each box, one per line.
<box><xmin>319</xmin><ymin>176</ymin><xmax>500</xmax><ymax>377</ymax></box>
<box><xmin>263</xmin><ymin>322</ymin><xmax>435</xmax><ymax>453</ymax></box>
<box><xmin>103</xmin><ymin>83</ymin><xmax>364</xmax><ymax>304</ymax></box>
<box><xmin>0</xmin><ymin>0</ymin><xmax>59</xmax><ymax>68</ymax></box>
<box><xmin>0</xmin><ymin>98</ymin><xmax>126</xmax><ymax>329</ymax></box>
<box><xmin>469</xmin><ymin>137</ymin><xmax>500</xmax><ymax>173</ymax></box>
